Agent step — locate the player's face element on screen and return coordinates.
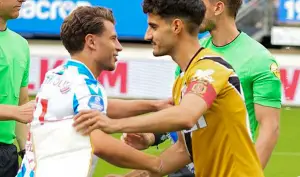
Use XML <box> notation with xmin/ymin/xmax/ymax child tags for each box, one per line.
<box><xmin>199</xmin><ymin>0</ymin><xmax>217</xmax><ymax>33</ymax></box>
<box><xmin>0</xmin><ymin>0</ymin><xmax>25</xmax><ymax>20</ymax></box>
<box><xmin>94</xmin><ymin>21</ymin><xmax>122</xmax><ymax>71</ymax></box>
<box><xmin>144</xmin><ymin>13</ymin><xmax>175</xmax><ymax>57</ymax></box>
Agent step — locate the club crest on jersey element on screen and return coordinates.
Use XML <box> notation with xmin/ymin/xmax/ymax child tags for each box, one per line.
<box><xmin>191</xmin><ymin>69</ymin><xmax>214</xmax><ymax>83</ymax></box>
<box><xmin>88</xmin><ymin>95</ymin><xmax>104</xmax><ymax>112</ymax></box>
<box><xmin>270</xmin><ymin>63</ymin><xmax>280</xmax><ymax>79</ymax></box>
<box><xmin>191</xmin><ymin>80</ymin><xmax>208</xmax><ymax>96</ymax></box>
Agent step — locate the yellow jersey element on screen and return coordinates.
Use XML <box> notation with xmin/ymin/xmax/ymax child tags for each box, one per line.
<box><xmin>173</xmin><ymin>48</ymin><xmax>264</xmax><ymax>177</ymax></box>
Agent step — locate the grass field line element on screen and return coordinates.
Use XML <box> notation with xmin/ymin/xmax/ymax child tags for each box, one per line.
<box><xmin>273</xmin><ymin>152</ymin><xmax>300</xmax><ymax>156</ymax></box>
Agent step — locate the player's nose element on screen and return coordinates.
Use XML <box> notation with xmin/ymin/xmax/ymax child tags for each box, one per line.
<box><xmin>144</xmin><ymin>27</ymin><xmax>153</xmax><ymax>41</ymax></box>
<box><xmin>115</xmin><ymin>39</ymin><xmax>123</xmax><ymax>52</ymax></box>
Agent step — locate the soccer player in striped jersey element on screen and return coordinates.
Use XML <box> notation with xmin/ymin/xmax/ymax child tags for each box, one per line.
<box><xmin>17</xmin><ymin>6</ymin><xmax>171</xmax><ymax>177</ymax></box>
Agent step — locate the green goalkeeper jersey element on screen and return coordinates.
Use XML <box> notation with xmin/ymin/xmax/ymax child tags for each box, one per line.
<box><xmin>175</xmin><ymin>32</ymin><xmax>282</xmax><ymax>141</ymax></box>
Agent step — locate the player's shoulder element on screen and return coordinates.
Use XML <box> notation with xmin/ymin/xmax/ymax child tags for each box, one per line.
<box><xmin>6</xmin><ymin>28</ymin><xmax>28</xmax><ymax>46</ymax></box>
<box><xmin>239</xmin><ymin>32</ymin><xmax>278</xmax><ymax>70</ymax></box>
<box><xmin>195</xmin><ymin>48</ymin><xmax>233</xmax><ymax>71</ymax></box>
<box><xmin>187</xmin><ymin>48</ymin><xmax>234</xmax><ymax>79</ymax></box>
<box><xmin>240</xmin><ymin>32</ymin><xmax>275</xmax><ymax>61</ymax></box>
<box><xmin>43</xmin><ymin>63</ymin><xmax>87</xmax><ymax>86</ymax></box>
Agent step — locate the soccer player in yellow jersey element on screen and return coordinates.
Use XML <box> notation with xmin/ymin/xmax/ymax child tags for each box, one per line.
<box><xmin>73</xmin><ymin>0</ymin><xmax>264</xmax><ymax>176</ymax></box>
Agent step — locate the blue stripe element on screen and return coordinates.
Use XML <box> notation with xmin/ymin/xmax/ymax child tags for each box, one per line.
<box><xmin>169</xmin><ymin>132</ymin><xmax>178</xmax><ymax>143</ymax></box>
<box><xmin>98</xmin><ymin>87</ymin><xmax>103</xmax><ymax>97</ymax></box>
<box><xmin>85</xmin><ymin>78</ymin><xmax>98</xmax><ymax>88</ymax></box>
<box><xmin>97</xmin><ymin>86</ymin><xmax>104</xmax><ymax>107</ymax></box>
<box><xmin>30</xmin><ymin>171</ymin><xmax>34</xmax><ymax>177</ymax></box>
<box><xmin>87</xmin><ymin>86</ymin><xmax>97</xmax><ymax>95</ymax></box>
<box><xmin>16</xmin><ymin>163</ymin><xmax>26</xmax><ymax>177</ymax></box>
<box><xmin>85</xmin><ymin>79</ymin><xmax>103</xmax><ymax>97</ymax></box>
<box><xmin>73</xmin><ymin>94</ymin><xmax>79</xmax><ymax>114</ymax></box>
<box><xmin>66</xmin><ymin>60</ymin><xmax>95</xmax><ymax>80</ymax></box>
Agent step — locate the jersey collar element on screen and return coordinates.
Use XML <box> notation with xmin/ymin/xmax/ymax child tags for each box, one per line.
<box><xmin>179</xmin><ymin>47</ymin><xmax>204</xmax><ymax>74</ymax></box>
<box><xmin>65</xmin><ymin>59</ymin><xmax>96</xmax><ymax>81</ymax></box>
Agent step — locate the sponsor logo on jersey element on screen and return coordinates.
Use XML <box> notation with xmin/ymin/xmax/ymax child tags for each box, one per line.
<box><xmin>192</xmin><ymin>69</ymin><xmax>215</xmax><ymax>83</ymax></box>
<box><xmin>88</xmin><ymin>96</ymin><xmax>104</xmax><ymax>111</ymax></box>
<box><xmin>270</xmin><ymin>63</ymin><xmax>280</xmax><ymax>79</ymax></box>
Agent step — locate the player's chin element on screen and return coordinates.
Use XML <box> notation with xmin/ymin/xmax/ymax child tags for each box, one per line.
<box><xmin>107</xmin><ymin>63</ymin><xmax>116</xmax><ymax>71</ymax></box>
<box><xmin>153</xmin><ymin>50</ymin><xmax>166</xmax><ymax>57</ymax></box>
<box><xmin>10</xmin><ymin>12</ymin><xmax>20</xmax><ymax>19</ymax></box>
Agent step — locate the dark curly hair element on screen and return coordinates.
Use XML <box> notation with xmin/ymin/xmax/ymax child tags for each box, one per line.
<box><xmin>142</xmin><ymin>0</ymin><xmax>206</xmax><ymax>34</ymax></box>
<box><xmin>60</xmin><ymin>6</ymin><xmax>115</xmax><ymax>55</ymax></box>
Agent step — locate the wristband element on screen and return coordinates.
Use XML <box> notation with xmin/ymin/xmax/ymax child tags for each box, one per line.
<box><xmin>152</xmin><ymin>133</ymin><xmax>168</xmax><ymax>146</ymax></box>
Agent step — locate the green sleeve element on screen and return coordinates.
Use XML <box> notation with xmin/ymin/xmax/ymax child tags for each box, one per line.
<box><xmin>174</xmin><ymin>65</ymin><xmax>181</xmax><ymax>79</ymax></box>
<box><xmin>251</xmin><ymin>56</ymin><xmax>282</xmax><ymax>108</ymax></box>
<box><xmin>21</xmin><ymin>45</ymin><xmax>30</xmax><ymax>87</ymax></box>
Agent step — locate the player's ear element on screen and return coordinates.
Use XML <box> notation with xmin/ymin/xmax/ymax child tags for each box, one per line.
<box><xmin>85</xmin><ymin>34</ymin><xmax>97</xmax><ymax>50</ymax></box>
<box><xmin>214</xmin><ymin>1</ymin><xmax>225</xmax><ymax>16</ymax></box>
<box><xmin>172</xmin><ymin>19</ymin><xmax>184</xmax><ymax>35</ymax></box>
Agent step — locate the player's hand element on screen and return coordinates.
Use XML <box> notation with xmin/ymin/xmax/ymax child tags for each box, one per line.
<box><xmin>155</xmin><ymin>98</ymin><xmax>174</xmax><ymax>111</ymax></box>
<box><xmin>121</xmin><ymin>133</ymin><xmax>155</xmax><ymax>150</ymax></box>
<box><xmin>14</xmin><ymin>100</ymin><xmax>36</xmax><ymax>123</ymax></box>
<box><xmin>73</xmin><ymin>110</ymin><xmax>115</xmax><ymax>135</ymax></box>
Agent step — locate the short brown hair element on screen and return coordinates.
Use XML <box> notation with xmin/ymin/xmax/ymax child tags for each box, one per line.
<box><xmin>221</xmin><ymin>0</ymin><xmax>243</xmax><ymax>17</ymax></box>
<box><xmin>60</xmin><ymin>6</ymin><xmax>115</xmax><ymax>55</ymax></box>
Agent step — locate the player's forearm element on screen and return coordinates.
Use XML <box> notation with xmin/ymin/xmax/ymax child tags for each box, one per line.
<box><xmin>157</xmin><ymin>140</ymin><xmax>191</xmax><ymax>176</ymax></box>
<box><xmin>91</xmin><ymin>130</ymin><xmax>160</xmax><ymax>172</ymax></box>
<box><xmin>107</xmin><ymin>99</ymin><xmax>158</xmax><ymax>119</ymax></box>
<box><xmin>255</xmin><ymin>123</ymin><xmax>279</xmax><ymax>169</ymax></box>
<box><xmin>15</xmin><ymin>122</ymin><xmax>28</xmax><ymax>150</ymax></box>
<box><xmin>112</xmin><ymin>106</ymin><xmax>194</xmax><ymax>133</ymax></box>
<box><xmin>0</xmin><ymin>105</ymin><xmax>19</xmax><ymax>120</ymax></box>
<box><xmin>16</xmin><ymin>95</ymin><xmax>30</xmax><ymax>150</ymax></box>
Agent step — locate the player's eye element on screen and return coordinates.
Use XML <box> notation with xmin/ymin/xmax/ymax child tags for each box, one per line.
<box><xmin>149</xmin><ymin>24</ymin><xmax>158</xmax><ymax>30</ymax></box>
<box><xmin>111</xmin><ymin>35</ymin><xmax>117</xmax><ymax>40</ymax></box>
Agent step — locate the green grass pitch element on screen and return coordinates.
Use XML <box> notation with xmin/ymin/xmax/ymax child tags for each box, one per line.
<box><xmin>94</xmin><ymin>107</ymin><xmax>300</xmax><ymax>177</ymax></box>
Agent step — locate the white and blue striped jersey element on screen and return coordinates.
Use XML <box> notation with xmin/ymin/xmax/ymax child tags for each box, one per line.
<box><xmin>17</xmin><ymin>59</ymin><xmax>107</xmax><ymax>177</ymax></box>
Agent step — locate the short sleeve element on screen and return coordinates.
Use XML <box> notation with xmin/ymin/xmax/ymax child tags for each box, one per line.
<box><xmin>21</xmin><ymin>45</ymin><xmax>30</xmax><ymax>87</ymax></box>
<box><xmin>72</xmin><ymin>81</ymin><xmax>106</xmax><ymax>114</ymax></box>
<box><xmin>252</xmin><ymin>57</ymin><xmax>282</xmax><ymax>108</ymax></box>
<box><xmin>184</xmin><ymin>60</ymin><xmax>231</xmax><ymax>108</ymax></box>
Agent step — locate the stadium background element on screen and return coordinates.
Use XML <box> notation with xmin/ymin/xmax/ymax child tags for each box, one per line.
<box><xmin>8</xmin><ymin>0</ymin><xmax>300</xmax><ymax>176</ymax></box>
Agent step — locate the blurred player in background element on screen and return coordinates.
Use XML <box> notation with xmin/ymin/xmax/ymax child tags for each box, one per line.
<box><xmin>0</xmin><ymin>0</ymin><xmax>35</xmax><ymax>176</ymax></box>
<box><xmin>17</xmin><ymin>6</ymin><xmax>173</xmax><ymax>177</ymax></box>
<box><xmin>125</xmin><ymin>0</ymin><xmax>282</xmax><ymax>171</ymax></box>
<box><xmin>73</xmin><ymin>0</ymin><xmax>265</xmax><ymax>176</ymax></box>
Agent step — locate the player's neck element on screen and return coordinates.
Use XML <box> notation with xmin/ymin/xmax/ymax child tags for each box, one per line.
<box><xmin>72</xmin><ymin>54</ymin><xmax>101</xmax><ymax>79</ymax></box>
<box><xmin>0</xmin><ymin>18</ymin><xmax>7</xmax><ymax>31</ymax></box>
<box><xmin>172</xmin><ymin>36</ymin><xmax>201</xmax><ymax>72</ymax></box>
<box><xmin>210</xmin><ymin>18</ymin><xmax>240</xmax><ymax>47</ymax></box>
